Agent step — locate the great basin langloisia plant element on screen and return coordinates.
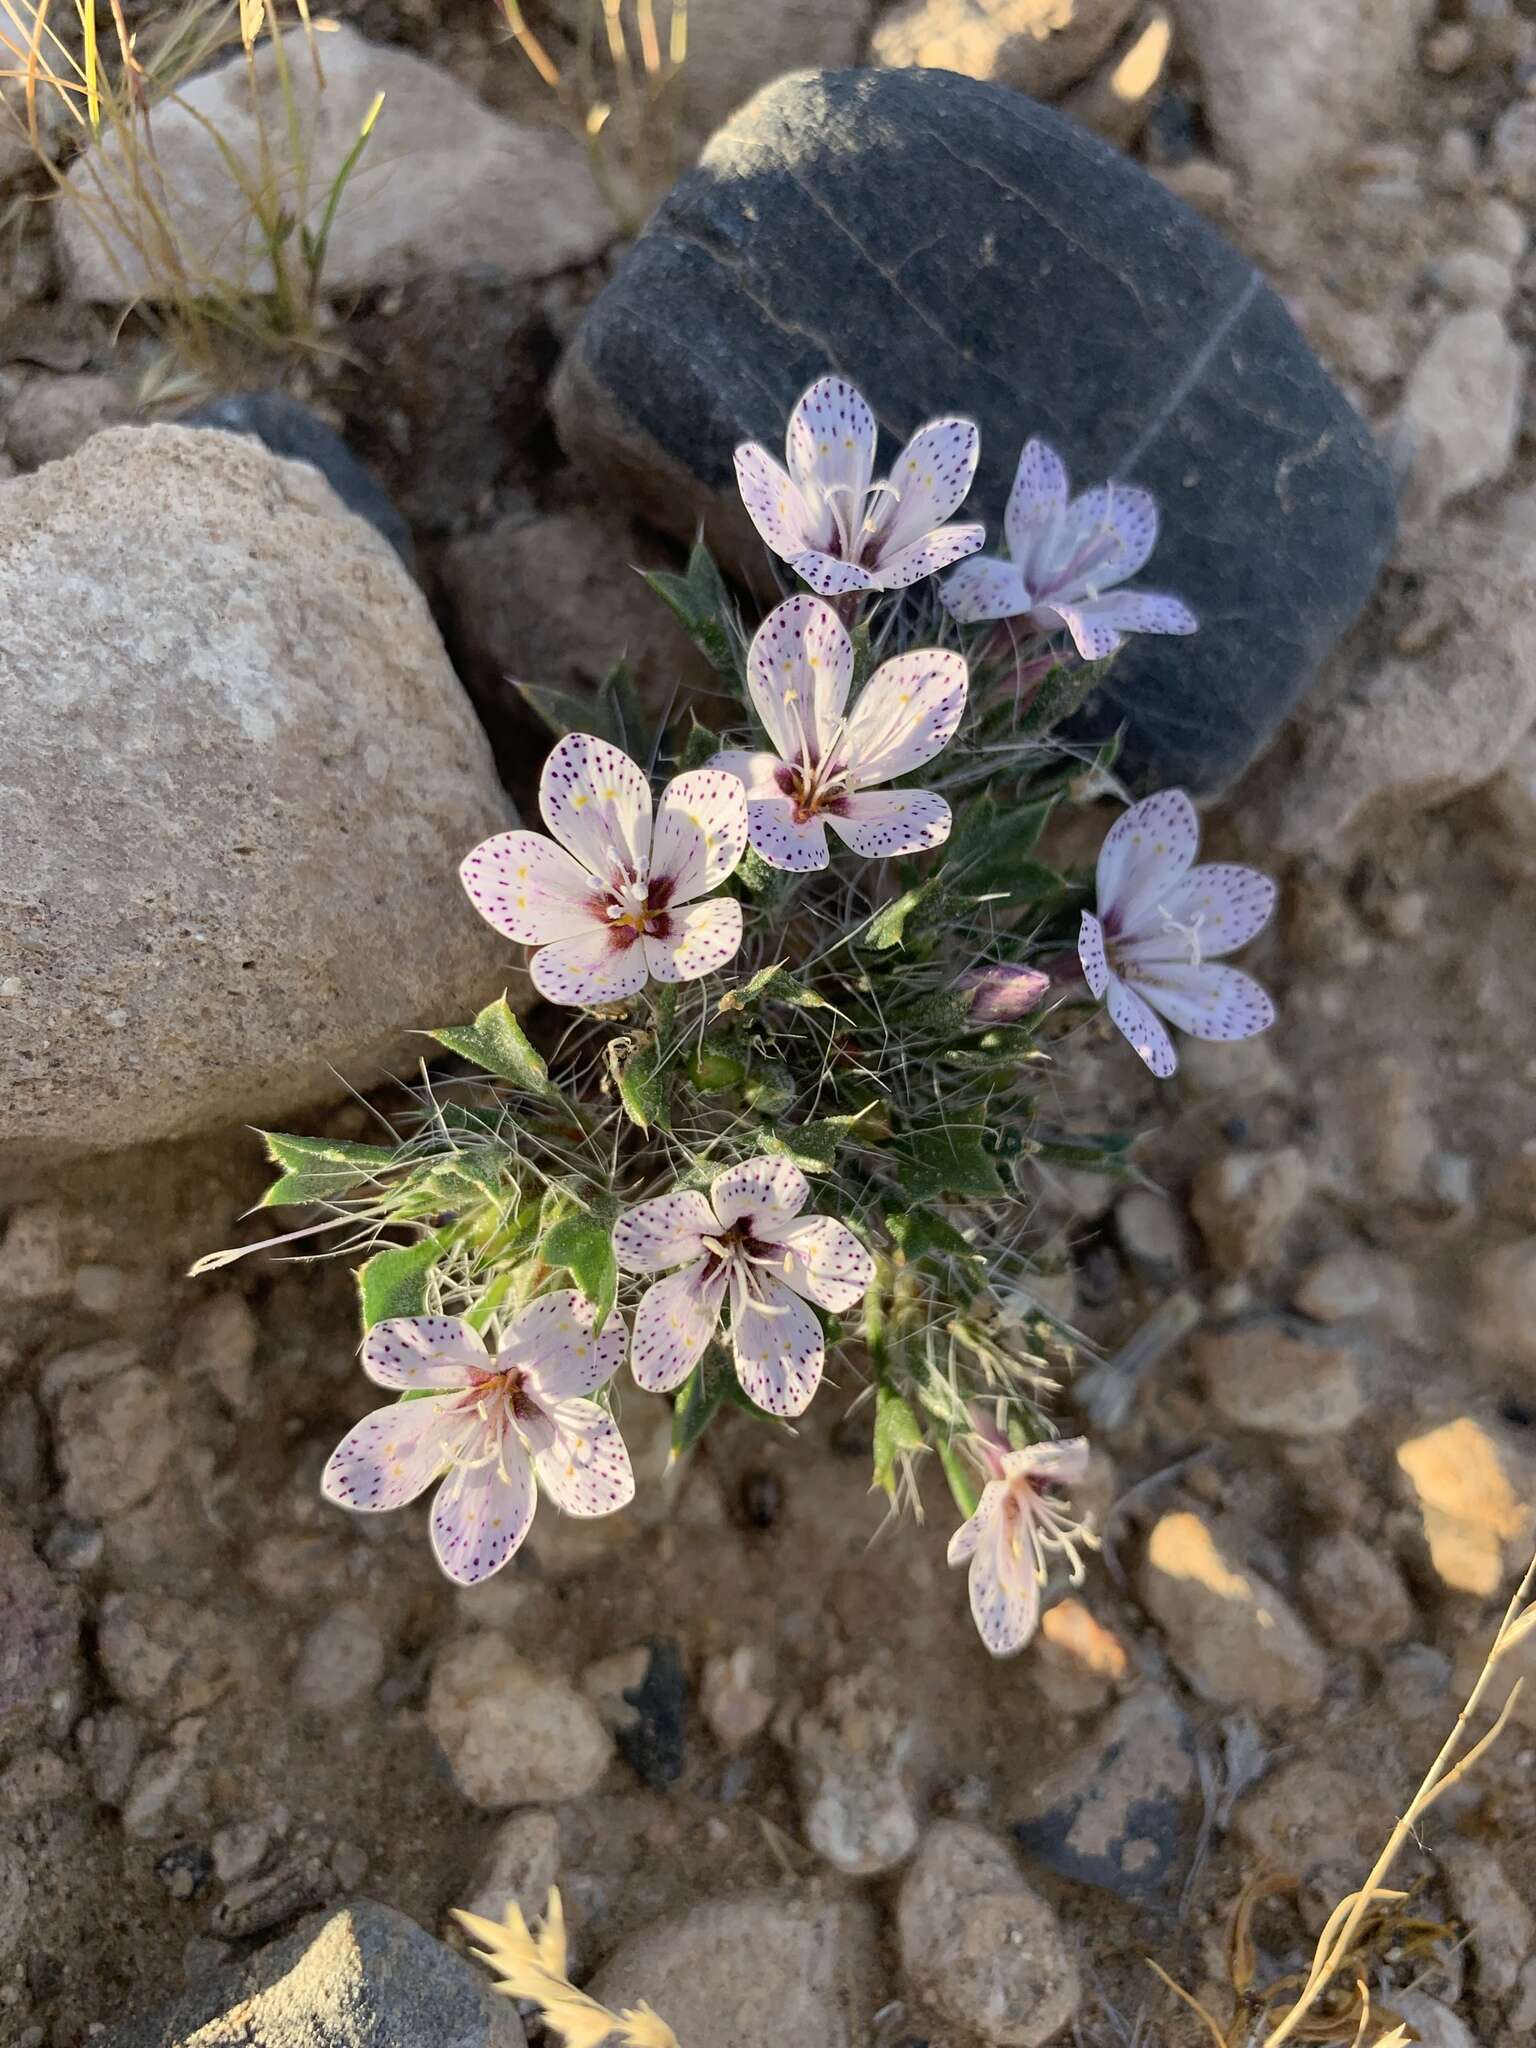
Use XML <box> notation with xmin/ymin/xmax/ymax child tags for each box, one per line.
<box><xmin>202</xmin><ymin>374</ymin><xmax>1277</xmax><ymax>1661</ymax></box>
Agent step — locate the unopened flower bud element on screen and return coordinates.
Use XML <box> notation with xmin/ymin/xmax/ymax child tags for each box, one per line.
<box><xmin>960</xmin><ymin>964</ymin><xmax>1051</xmax><ymax>1023</ymax></box>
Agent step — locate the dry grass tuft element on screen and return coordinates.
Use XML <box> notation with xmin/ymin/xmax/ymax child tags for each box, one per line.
<box><xmin>456</xmin><ymin>1887</ymin><xmax>680</xmax><ymax>2048</ymax></box>
<box><xmin>0</xmin><ymin>0</ymin><xmax>382</xmax><ymax>386</ymax></box>
<box><xmin>1150</xmin><ymin>1548</ymin><xmax>1536</xmax><ymax>2048</ymax></box>
<box><xmin>494</xmin><ymin>0</ymin><xmax>686</xmax><ymax>232</ymax></box>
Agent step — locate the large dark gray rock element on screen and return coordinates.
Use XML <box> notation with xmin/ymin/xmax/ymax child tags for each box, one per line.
<box><xmin>553</xmin><ymin>66</ymin><xmax>1396</xmax><ymax>793</ymax></box>
<box><xmin>103</xmin><ymin>1900</ymin><xmax>526</xmax><ymax>2048</ymax></box>
<box><xmin>1012</xmin><ymin>1686</ymin><xmax>1197</xmax><ymax>1905</ymax></box>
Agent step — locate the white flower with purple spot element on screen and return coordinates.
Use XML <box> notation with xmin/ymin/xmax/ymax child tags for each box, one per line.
<box><xmin>1078</xmin><ymin>787</ymin><xmax>1277</xmax><ymax>1079</ymax></box>
<box><xmin>321</xmin><ymin>1292</ymin><xmax>633</xmax><ymax>1586</ymax></box>
<box><xmin>941</xmin><ymin>436</ymin><xmax>1197</xmax><ymax>661</ymax></box>
<box><xmin>709</xmin><ymin>594</ymin><xmax>968</xmax><ymax>871</ymax></box>
<box><xmin>460</xmin><ymin>733</ymin><xmax>748</xmax><ymax>1006</ymax></box>
<box><xmin>734</xmin><ymin>375</ymin><xmax>985</xmax><ymax>597</ymax></box>
<box><xmin>948</xmin><ymin>1435</ymin><xmax>1096</xmax><ymax>1658</ymax></box>
<box><xmin>613</xmin><ymin>1158</ymin><xmax>875</xmax><ymax>1417</ymax></box>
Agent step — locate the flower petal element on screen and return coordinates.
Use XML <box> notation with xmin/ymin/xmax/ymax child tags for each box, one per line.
<box><xmin>630</xmin><ymin>1262</ymin><xmax>729</xmax><ymax>1393</ymax></box>
<box><xmin>1094</xmin><ymin>788</ymin><xmax>1200</xmax><ymax>933</ymax></box>
<box><xmin>1054</xmin><ymin>587</ymin><xmax>1197</xmax><ymax>661</ymax></box>
<box><xmin>531</xmin><ymin>925</ymin><xmax>650</xmax><ymax>1007</ymax></box>
<box><xmin>1060</xmin><ymin>484</ymin><xmax>1158</xmax><ymax>591</ymax></box>
<box><xmin>734</xmin><ymin>440</ymin><xmax>816</xmax><ymax>560</ymax></box>
<box><xmin>826</xmin><ymin>788</ymin><xmax>952</xmax><ymax>860</ymax></box>
<box><xmin>968</xmin><ymin>1514</ymin><xmax>1041</xmax><ymax>1656</ymax></box>
<box><xmin>321</xmin><ymin>1396</ymin><xmax>456</xmax><ymax>1513</ymax></box>
<box><xmin>1135</xmin><ymin>863</ymin><xmax>1277</xmax><ymax>961</ymax></box>
<box><xmin>1135</xmin><ymin>963</ymin><xmax>1276</xmax><ymax>1042</ymax></box>
<box><xmin>869</xmin><ymin>523</ymin><xmax>987</xmax><ymax>590</ymax></box>
<box><xmin>539</xmin><ymin>732</ymin><xmax>652</xmax><ymax>882</ymax></box>
<box><xmin>1078</xmin><ymin>910</ymin><xmax>1109</xmax><ymax>999</ymax></box>
<box><xmin>643</xmin><ymin>898</ymin><xmax>743</xmax><ymax>984</ymax></box>
<box><xmin>746</xmin><ymin>594</ymin><xmax>854</xmax><ymax>765</ymax></box>
<box><xmin>842</xmin><ymin>649</ymin><xmax>969</xmax><ymax>785</ymax></box>
<box><xmin>728</xmin><ymin>1271</ymin><xmax>824</xmax><ymax>1418</ymax></box>
<box><xmin>947</xmin><ymin>1478</ymin><xmax>1005</xmax><ymax>1566</ymax></box>
<box><xmin>1049</xmin><ymin>480</ymin><xmax>1161</xmax><ymax>590</ymax></box>
<box><xmin>535</xmin><ymin>1399</ymin><xmax>635</xmax><ymax>1518</ymax></box>
<box><xmin>1105</xmin><ymin>971</ymin><xmax>1178</xmax><ymax>1078</ymax></box>
<box><xmin>1003</xmin><ymin>1436</ymin><xmax>1091</xmax><ymax>1488</ymax></box>
<box><xmin>651</xmin><ymin>768</ymin><xmax>748</xmax><ymax>905</ymax></box>
<box><xmin>875</xmin><ymin>417</ymin><xmax>981</xmax><ymax>556</ymax></box>
<box><xmin>745</xmin><ymin>798</ymin><xmax>831</xmax><ymax>872</ymax></box>
<box><xmin>430</xmin><ymin>1447</ymin><xmax>535</xmax><ymax>1585</ymax></box>
<box><xmin>775</xmin><ymin>1213</ymin><xmax>875</xmax><ymax>1312</ymax></box>
<box><xmin>785</xmin><ymin>375</ymin><xmax>877</xmax><ymax>509</ymax></box>
<box><xmin>709</xmin><ymin>749</ymin><xmax>785</xmax><ymax>798</ymax></box>
<box><xmin>941</xmin><ymin>555</ymin><xmax>1028</xmax><ymax>624</ymax></box>
<box><xmin>612</xmin><ymin>1189</ymin><xmax>720</xmax><ymax>1274</ymax></box>
<box><xmin>792</xmin><ymin>550</ymin><xmax>875</xmax><ymax>597</ymax></box>
<box><xmin>711</xmin><ymin>1155</ymin><xmax>809</xmax><ymax>1235</ymax></box>
<box><xmin>362</xmin><ymin>1315</ymin><xmax>487</xmax><ymax>1391</ymax></box>
<box><xmin>503</xmin><ymin>1287</ymin><xmax>627</xmax><ymax>1400</ymax></box>
<box><xmin>1003</xmin><ymin>437</ymin><xmax>1069</xmax><ymax>581</ymax></box>
<box><xmin>459</xmin><ymin>831</ymin><xmax>605</xmax><ymax>945</ymax></box>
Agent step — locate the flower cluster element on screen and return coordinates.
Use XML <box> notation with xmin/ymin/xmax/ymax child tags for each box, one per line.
<box><xmin>254</xmin><ymin>372</ymin><xmax>1281</xmax><ymax>1658</ymax></box>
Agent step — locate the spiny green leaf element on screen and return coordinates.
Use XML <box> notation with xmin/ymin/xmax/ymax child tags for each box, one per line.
<box><xmin>862</xmin><ymin>877</ymin><xmax>947</xmax><ymax>951</ymax></box>
<box><xmin>670</xmin><ymin>1351</ymin><xmax>734</xmax><ymax>1459</ymax></box>
<box><xmin>430</xmin><ymin>997</ymin><xmax>556</xmax><ymax>1099</ymax></box>
<box><xmin>359</xmin><ymin>1232</ymin><xmax>450</xmax><ymax>1328</ymax></box>
<box><xmin>947</xmin><ymin>798</ymin><xmax>1057</xmax><ymax>898</ymax></box>
<box><xmin>730</xmin><ymin>846</ymin><xmax>794</xmax><ymax>901</ymax></box>
<box><xmin>514</xmin><ymin>677</ymin><xmax>612</xmax><ymax>743</ymax></box>
<box><xmin>679</xmin><ymin>717</ymin><xmax>722</xmax><ymax>771</ymax></box>
<box><xmin>761</xmin><ymin>1114</ymin><xmax>864</xmax><ymax>1175</ymax></box>
<box><xmin>719</xmin><ymin>963</ymin><xmax>832</xmax><ymax>1013</ymax></box>
<box><xmin>873</xmin><ymin>1384</ymin><xmax>926</xmax><ymax>1497</ymax></box>
<box><xmin>640</xmin><ymin>542</ymin><xmax>745</xmax><ymax>690</ymax></box>
<box><xmin>611</xmin><ymin>1032</ymin><xmax>672</xmax><ymax>1133</ymax></box>
<box><xmin>898</xmin><ymin>1125</ymin><xmax>1005</xmax><ymax>1202</ymax></box>
<box><xmin>741</xmin><ymin>1060</ymin><xmax>795</xmax><ymax>1116</ymax></box>
<box><xmin>259</xmin><ymin>1132</ymin><xmax>401</xmax><ymax>1208</ymax></box>
<box><xmin>596</xmin><ymin>658</ymin><xmax>652</xmax><ymax>759</ymax></box>
<box><xmin>937</xmin><ymin>1437</ymin><xmax>981</xmax><ymax>1519</ymax></box>
<box><xmin>540</xmin><ymin>1210</ymin><xmax>617</xmax><ymax>1333</ymax></box>
<box><xmin>886</xmin><ymin>1206</ymin><xmax>979</xmax><ymax>1262</ymax></box>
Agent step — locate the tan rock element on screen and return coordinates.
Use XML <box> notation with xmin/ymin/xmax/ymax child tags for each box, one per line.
<box><xmin>427</xmin><ymin>1634</ymin><xmax>612</xmax><ymax>1807</ymax></box>
<box><xmin>588</xmin><ymin>1893</ymin><xmax>881</xmax><ymax>2048</ymax></box>
<box><xmin>897</xmin><ymin>1821</ymin><xmax>1081</xmax><ymax>2047</ymax></box>
<box><xmin>1233</xmin><ymin>1758</ymin><xmax>1398</xmax><ymax>1890</ymax></box>
<box><xmin>55</xmin><ymin>1367</ymin><xmax>174</xmax><ymax>1519</ymax></box>
<box><xmin>1138</xmin><ymin>1510</ymin><xmax>1326</xmax><ymax>1710</ymax></box>
<box><xmin>458</xmin><ymin>1808</ymin><xmax>561</xmax><ymax>1929</ymax></box>
<box><xmin>3</xmin><ymin>371</ymin><xmax>130</xmax><ymax>469</ymax></box>
<box><xmin>1231</xmin><ymin>518</ymin><xmax>1536</xmax><ymax>855</ymax></box>
<box><xmin>1290</xmin><ymin>1248</ymin><xmax>1385</xmax><ymax>1323</ymax></box>
<box><xmin>1436</xmin><ymin>1837</ymin><xmax>1533</xmax><ymax>2000</ymax></box>
<box><xmin>1468</xmin><ymin>1239</ymin><xmax>1536</xmax><ymax>1372</ymax></box>
<box><xmin>1195</xmin><ymin>1316</ymin><xmax>1366</xmax><ymax>1438</ymax></box>
<box><xmin>1298</xmin><ymin>1530</ymin><xmax>1414</xmax><ymax>1648</ymax></box>
<box><xmin>1171</xmin><ymin>0</ymin><xmax>1419</xmax><ymax>196</ymax></box>
<box><xmin>59</xmin><ymin>25</ymin><xmax>612</xmax><ymax>301</ymax></box>
<box><xmin>437</xmin><ymin>506</ymin><xmax>726</xmax><ymax>725</ymax></box>
<box><xmin>1396</xmin><ymin>1418</ymin><xmax>1532</xmax><ymax>1596</ymax></box>
<box><xmin>1394</xmin><ymin>309</ymin><xmax>1525</xmax><ymax>522</ymax></box>
<box><xmin>0</xmin><ymin>424</ymin><xmax>515</xmax><ymax>1168</ymax></box>
<box><xmin>872</xmin><ymin>0</ymin><xmax>1138</xmax><ymax>101</ymax></box>
<box><xmin>1188</xmin><ymin>1147</ymin><xmax>1309</xmax><ymax>1274</ymax></box>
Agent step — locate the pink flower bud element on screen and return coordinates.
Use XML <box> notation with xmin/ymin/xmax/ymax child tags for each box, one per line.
<box><xmin>960</xmin><ymin>964</ymin><xmax>1051</xmax><ymax>1023</ymax></box>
